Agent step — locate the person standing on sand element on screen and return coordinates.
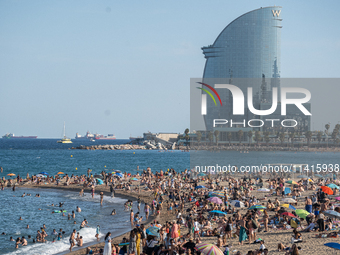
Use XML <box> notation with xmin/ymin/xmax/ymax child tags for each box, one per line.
<box><xmin>100</xmin><ymin>192</ymin><xmax>104</xmax><ymax>205</ymax></box>
<box><xmin>239</xmin><ymin>216</ymin><xmax>248</xmax><ymax>245</ymax></box>
<box><xmin>305</xmin><ymin>196</ymin><xmax>313</xmax><ymax>213</ymax></box>
<box><xmin>103</xmin><ymin>232</ymin><xmax>112</xmax><ymax>255</ymax></box>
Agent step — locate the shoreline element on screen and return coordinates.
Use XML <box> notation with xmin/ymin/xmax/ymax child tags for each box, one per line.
<box><xmin>21</xmin><ymin>183</ymin><xmax>166</xmax><ymax>255</ymax></box>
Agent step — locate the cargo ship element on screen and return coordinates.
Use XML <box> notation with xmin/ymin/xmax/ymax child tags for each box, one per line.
<box><xmin>75</xmin><ymin>131</ymin><xmax>95</xmax><ymax>139</ymax></box>
<box><xmin>2</xmin><ymin>133</ymin><xmax>38</xmax><ymax>139</ymax></box>
<box><xmin>94</xmin><ymin>134</ymin><xmax>116</xmax><ymax>140</ymax></box>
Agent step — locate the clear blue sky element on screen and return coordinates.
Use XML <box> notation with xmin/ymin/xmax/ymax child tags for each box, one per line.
<box><xmin>0</xmin><ymin>0</ymin><xmax>339</xmax><ymax>138</ymax></box>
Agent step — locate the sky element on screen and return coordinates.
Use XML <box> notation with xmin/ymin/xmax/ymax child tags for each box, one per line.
<box><xmin>0</xmin><ymin>0</ymin><xmax>339</xmax><ymax>138</ymax></box>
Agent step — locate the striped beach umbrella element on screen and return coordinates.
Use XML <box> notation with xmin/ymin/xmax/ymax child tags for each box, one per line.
<box><xmin>230</xmin><ymin>200</ymin><xmax>245</xmax><ymax>208</ymax></box>
<box><xmin>249</xmin><ymin>205</ymin><xmax>266</xmax><ymax>210</ymax></box>
<box><xmin>195</xmin><ymin>243</ymin><xmax>224</xmax><ymax>255</ymax></box>
<box><xmin>146</xmin><ymin>227</ymin><xmax>160</xmax><ymax>237</ymax></box>
<box><xmin>285</xmin><ymin>180</ymin><xmax>298</xmax><ymax>185</ymax></box>
<box><xmin>282</xmin><ymin>204</ymin><xmax>296</xmax><ymax>210</ymax></box>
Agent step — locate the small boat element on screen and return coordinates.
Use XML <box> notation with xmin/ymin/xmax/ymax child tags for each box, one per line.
<box><xmin>57</xmin><ymin>122</ymin><xmax>73</xmax><ymax>144</ymax></box>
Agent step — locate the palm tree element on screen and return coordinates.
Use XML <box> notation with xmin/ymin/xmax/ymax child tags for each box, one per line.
<box><xmin>332</xmin><ymin>128</ymin><xmax>339</xmax><ymax>144</ymax></box>
<box><xmin>208</xmin><ymin>131</ymin><xmax>214</xmax><ymax>145</ymax></box>
<box><xmin>264</xmin><ymin>131</ymin><xmax>270</xmax><ymax>146</ymax></box>
<box><xmin>237</xmin><ymin>130</ymin><xmax>244</xmax><ymax>144</ymax></box>
<box><xmin>289</xmin><ymin>132</ymin><xmax>295</xmax><ymax>147</ymax></box>
<box><xmin>279</xmin><ymin>132</ymin><xmax>285</xmax><ymax>145</ymax></box>
<box><xmin>184</xmin><ymin>128</ymin><xmax>190</xmax><ymax>147</ymax></box>
<box><xmin>214</xmin><ymin>130</ymin><xmax>220</xmax><ymax>145</ymax></box>
<box><xmin>196</xmin><ymin>131</ymin><xmax>202</xmax><ymax>145</ymax></box>
<box><xmin>325</xmin><ymin>124</ymin><xmax>330</xmax><ymax>147</ymax></box>
<box><xmin>305</xmin><ymin>131</ymin><xmax>312</xmax><ymax>146</ymax></box>
<box><xmin>317</xmin><ymin>131</ymin><xmax>322</xmax><ymax>146</ymax></box>
<box><xmin>254</xmin><ymin>131</ymin><xmax>262</xmax><ymax>144</ymax></box>
<box><xmin>227</xmin><ymin>132</ymin><xmax>232</xmax><ymax>145</ymax></box>
<box><xmin>247</xmin><ymin>131</ymin><xmax>253</xmax><ymax>145</ymax></box>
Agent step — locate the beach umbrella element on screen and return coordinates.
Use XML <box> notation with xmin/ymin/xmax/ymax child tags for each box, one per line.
<box><xmin>7</xmin><ymin>173</ymin><xmax>16</xmax><ymax>176</ymax></box>
<box><xmin>295</xmin><ymin>209</ymin><xmax>310</xmax><ymax>219</ymax></box>
<box><xmin>209</xmin><ymin>191</ymin><xmax>224</xmax><ymax>197</ymax></box>
<box><xmin>324</xmin><ymin>210</ymin><xmax>340</xmax><ymax>219</ymax></box>
<box><xmin>115</xmin><ymin>173</ymin><xmax>123</xmax><ymax>178</ymax></box>
<box><xmin>315</xmin><ymin>174</ymin><xmax>323</xmax><ymax>178</ymax></box>
<box><xmin>327</xmin><ymin>184</ymin><xmax>340</xmax><ymax>189</ymax></box>
<box><xmin>130</xmin><ymin>177</ymin><xmax>138</xmax><ymax>181</ymax></box>
<box><xmin>281</xmin><ymin>212</ymin><xmax>296</xmax><ymax>217</ymax></box>
<box><xmin>322</xmin><ymin>186</ymin><xmax>334</xmax><ymax>195</ymax></box>
<box><xmin>114</xmin><ymin>170</ymin><xmax>122</xmax><ymax>173</ymax></box>
<box><xmin>249</xmin><ymin>205</ymin><xmax>266</xmax><ymax>210</ymax></box>
<box><xmin>36</xmin><ymin>174</ymin><xmax>47</xmax><ymax>178</ymax></box>
<box><xmin>146</xmin><ymin>227</ymin><xmax>160</xmax><ymax>237</ymax></box>
<box><xmin>207</xmin><ymin>197</ymin><xmax>223</xmax><ymax>204</ymax></box>
<box><xmin>230</xmin><ymin>200</ymin><xmax>245</xmax><ymax>208</ymax></box>
<box><xmin>335</xmin><ymin>197</ymin><xmax>340</xmax><ymax>201</ymax></box>
<box><xmin>195</xmin><ymin>185</ymin><xmax>206</xmax><ymax>189</ymax></box>
<box><xmin>195</xmin><ymin>243</ymin><xmax>224</xmax><ymax>255</ymax></box>
<box><xmin>209</xmin><ymin>210</ymin><xmax>227</xmax><ymax>216</ymax></box>
<box><xmin>284</xmin><ymin>187</ymin><xmax>292</xmax><ymax>195</ymax></box>
<box><xmin>308</xmin><ymin>179</ymin><xmax>314</xmax><ymax>183</ymax></box>
<box><xmin>257</xmin><ymin>188</ymin><xmax>270</xmax><ymax>192</ymax></box>
<box><xmin>197</xmin><ymin>173</ymin><xmax>206</xmax><ymax>177</ymax></box>
<box><xmin>57</xmin><ymin>172</ymin><xmax>64</xmax><ymax>175</ymax></box>
<box><xmin>282</xmin><ymin>198</ymin><xmax>297</xmax><ymax>203</ymax></box>
<box><xmin>282</xmin><ymin>204</ymin><xmax>296</xmax><ymax>210</ymax></box>
<box><xmin>286</xmin><ymin>180</ymin><xmax>298</xmax><ymax>185</ymax></box>
<box><xmin>39</xmin><ymin>172</ymin><xmax>49</xmax><ymax>175</ymax></box>
<box><xmin>324</xmin><ymin>242</ymin><xmax>340</xmax><ymax>252</ymax></box>
<box><xmin>297</xmin><ymin>175</ymin><xmax>308</xmax><ymax>179</ymax></box>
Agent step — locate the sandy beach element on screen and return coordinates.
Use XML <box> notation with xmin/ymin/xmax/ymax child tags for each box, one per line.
<box><xmin>10</xmin><ymin>172</ymin><xmax>340</xmax><ymax>255</ymax></box>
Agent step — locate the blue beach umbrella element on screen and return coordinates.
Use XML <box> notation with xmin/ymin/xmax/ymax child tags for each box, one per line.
<box><xmin>327</xmin><ymin>184</ymin><xmax>340</xmax><ymax>189</ymax></box>
<box><xmin>146</xmin><ymin>227</ymin><xmax>160</xmax><ymax>237</ymax></box>
<box><xmin>96</xmin><ymin>178</ymin><xmax>104</xmax><ymax>185</ymax></box>
<box><xmin>315</xmin><ymin>174</ymin><xmax>323</xmax><ymax>178</ymax></box>
<box><xmin>209</xmin><ymin>210</ymin><xmax>227</xmax><ymax>216</ymax></box>
<box><xmin>324</xmin><ymin>242</ymin><xmax>340</xmax><ymax>250</ymax></box>
<box><xmin>115</xmin><ymin>173</ymin><xmax>123</xmax><ymax>178</ymax></box>
<box><xmin>195</xmin><ymin>185</ymin><xmax>206</xmax><ymax>189</ymax></box>
<box><xmin>39</xmin><ymin>172</ymin><xmax>49</xmax><ymax>175</ymax></box>
<box><xmin>284</xmin><ymin>187</ymin><xmax>291</xmax><ymax>195</ymax></box>
<box><xmin>197</xmin><ymin>173</ymin><xmax>206</xmax><ymax>177</ymax></box>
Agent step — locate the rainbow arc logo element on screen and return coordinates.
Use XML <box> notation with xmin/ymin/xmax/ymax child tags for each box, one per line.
<box><xmin>196</xmin><ymin>82</ymin><xmax>222</xmax><ymax>106</ymax></box>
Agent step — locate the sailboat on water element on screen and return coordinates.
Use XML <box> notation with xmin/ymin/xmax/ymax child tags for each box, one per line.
<box><xmin>57</xmin><ymin>122</ymin><xmax>72</xmax><ymax>143</ymax></box>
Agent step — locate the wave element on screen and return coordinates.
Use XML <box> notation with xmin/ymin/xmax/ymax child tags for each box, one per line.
<box><xmin>6</xmin><ymin>227</ymin><xmax>101</xmax><ymax>255</ymax></box>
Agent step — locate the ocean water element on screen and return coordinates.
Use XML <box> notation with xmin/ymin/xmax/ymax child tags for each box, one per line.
<box><xmin>0</xmin><ymin>188</ymin><xmax>136</xmax><ymax>255</ymax></box>
<box><xmin>0</xmin><ymin>139</ymin><xmax>190</xmax><ymax>255</ymax></box>
<box><xmin>0</xmin><ymin>139</ymin><xmax>191</xmax><ymax>178</ymax></box>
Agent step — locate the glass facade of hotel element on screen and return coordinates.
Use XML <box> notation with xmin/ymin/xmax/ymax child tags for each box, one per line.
<box><xmin>201</xmin><ymin>7</ymin><xmax>282</xmax><ymax>130</ymax></box>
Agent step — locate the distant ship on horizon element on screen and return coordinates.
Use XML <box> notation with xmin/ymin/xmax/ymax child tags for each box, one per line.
<box><xmin>75</xmin><ymin>131</ymin><xmax>116</xmax><ymax>140</ymax></box>
<box><xmin>2</xmin><ymin>133</ymin><xmax>38</xmax><ymax>139</ymax></box>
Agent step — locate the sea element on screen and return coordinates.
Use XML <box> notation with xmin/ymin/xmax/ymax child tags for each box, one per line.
<box><xmin>1</xmin><ymin>139</ymin><xmax>339</xmax><ymax>254</ymax></box>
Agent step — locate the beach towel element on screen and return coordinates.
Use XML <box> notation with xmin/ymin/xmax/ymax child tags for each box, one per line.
<box><xmin>239</xmin><ymin>226</ymin><xmax>248</xmax><ymax>242</ymax></box>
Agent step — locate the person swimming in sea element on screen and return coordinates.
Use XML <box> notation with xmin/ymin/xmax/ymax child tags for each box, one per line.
<box><xmin>111</xmin><ymin>209</ymin><xmax>116</xmax><ymax>215</ymax></box>
<box><xmin>80</xmin><ymin>219</ymin><xmax>88</xmax><ymax>229</ymax></box>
